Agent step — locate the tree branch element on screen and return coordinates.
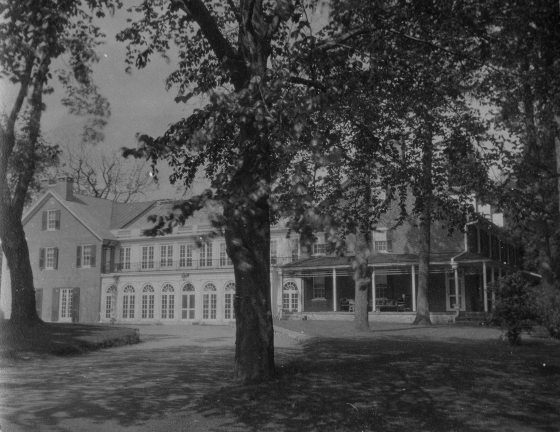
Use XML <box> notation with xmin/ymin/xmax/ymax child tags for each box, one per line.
<box><xmin>289</xmin><ymin>75</ymin><xmax>327</xmax><ymax>92</ymax></box>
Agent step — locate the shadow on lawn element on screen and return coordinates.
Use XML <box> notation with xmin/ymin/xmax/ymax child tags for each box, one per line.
<box><xmin>1</xmin><ymin>334</ymin><xmax>560</xmax><ymax>432</ymax></box>
<box><xmin>197</xmin><ymin>337</ymin><xmax>560</xmax><ymax>432</ymax></box>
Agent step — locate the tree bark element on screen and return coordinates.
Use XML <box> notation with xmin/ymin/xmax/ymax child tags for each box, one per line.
<box><xmin>414</xmin><ymin>128</ymin><xmax>433</xmax><ymax>325</ymax></box>
<box><xmin>353</xmin><ymin>230</ymin><xmax>371</xmax><ymax>331</ymax></box>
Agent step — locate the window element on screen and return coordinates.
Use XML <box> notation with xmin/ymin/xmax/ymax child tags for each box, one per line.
<box><xmin>312</xmin><ymin>243</ymin><xmax>326</xmax><ymax>255</ymax></box>
<box><xmin>119</xmin><ymin>247</ymin><xmax>131</xmax><ymax>270</ymax></box>
<box><xmin>291</xmin><ymin>238</ymin><xmax>299</xmax><ymax>262</ymax></box>
<box><xmin>200</xmin><ymin>242</ymin><xmax>213</xmax><ymax>267</ymax></box>
<box><xmin>282</xmin><ymin>281</ymin><xmax>298</xmax><ymax>312</ymax></box>
<box><xmin>161</xmin><ymin>284</ymin><xmax>175</xmax><ymax>319</ymax></box>
<box><xmin>312</xmin><ymin>277</ymin><xmax>326</xmax><ymax>299</ymax></box>
<box><xmin>60</xmin><ymin>288</ymin><xmax>73</xmax><ymax>321</ymax></box>
<box><xmin>46</xmin><ymin>210</ymin><xmax>60</xmax><ymax>231</ymax></box>
<box><xmin>122</xmin><ymin>285</ymin><xmax>135</xmax><ymax>319</ymax></box>
<box><xmin>224</xmin><ymin>281</ymin><xmax>235</xmax><ymax>320</ymax></box>
<box><xmin>141</xmin><ymin>246</ymin><xmax>154</xmax><ymax>270</ymax></box>
<box><xmin>220</xmin><ymin>243</ymin><xmax>232</xmax><ymax>267</ymax></box>
<box><xmin>182</xmin><ymin>283</ymin><xmax>195</xmax><ymax>320</ymax></box>
<box><xmin>105</xmin><ymin>286</ymin><xmax>116</xmax><ymax>319</ymax></box>
<box><xmin>40</xmin><ymin>247</ymin><xmax>58</xmax><ymax>270</ymax></box>
<box><xmin>270</xmin><ymin>240</ymin><xmax>277</xmax><ymax>265</ymax></box>
<box><xmin>141</xmin><ymin>285</ymin><xmax>155</xmax><ymax>319</ymax></box>
<box><xmin>373</xmin><ymin>230</ymin><xmax>392</xmax><ymax>252</ymax></box>
<box><xmin>76</xmin><ymin>245</ymin><xmax>96</xmax><ymax>268</ymax></box>
<box><xmin>160</xmin><ymin>245</ymin><xmax>173</xmax><ymax>268</ymax></box>
<box><xmin>179</xmin><ymin>244</ymin><xmax>194</xmax><ymax>267</ymax></box>
<box><xmin>203</xmin><ymin>282</ymin><xmax>217</xmax><ymax>319</ymax></box>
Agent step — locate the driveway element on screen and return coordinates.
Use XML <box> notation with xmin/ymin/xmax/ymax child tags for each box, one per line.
<box><xmin>0</xmin><ymin>324</ymin><xmax>299</xmax><ymax>432</ymax></box>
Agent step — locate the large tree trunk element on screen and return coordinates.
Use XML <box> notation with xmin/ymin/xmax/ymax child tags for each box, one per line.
<box><xmin>0</xmin><ymin>211</ymin><xmax>40</xmax><ymax>324</ymax></box>
<box><xmin>353</xmin><ymin>230</ymin><xmax>370</xmax><ymax>331</ymax></box>
<box><xmin>225</xmin><ymin>150</ymin><xmax>275</xmax><ymax>382</ymax></box>
<box><xmin>414</xmin><ymin>129</ymin><xmax>433</xmax><ymax>325</ymax></box>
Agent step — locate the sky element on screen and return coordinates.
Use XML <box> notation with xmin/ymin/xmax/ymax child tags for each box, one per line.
<box><xmin>0</xmin><ymin>4</ymin><xmax>204</xmax><ymax>200</ymax></box>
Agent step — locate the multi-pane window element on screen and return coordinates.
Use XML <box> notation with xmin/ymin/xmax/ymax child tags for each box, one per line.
<box><xmin>199</xmin><ymin>243</ymin><xmax>213</xmax><ymax>267</ymax></box>
<box><xmin>119</xmin><ymin>247</ymin><xmax>131</xmax><ymax>270</ymax></box>
<box><xmin>46</xmin><ymin>210</ymin><xmax>60</xmax><ymax>231</ymax></box>
<box><xmin>220</xmin><ymin>243</ymin><xmax>232</xmax><ymax>267</ymax></box>
<box><xmin>141</xmin><ymin>285</ymin><xmax>155</xmax><ymax>319</ymax></box>
<box><xmin>312</xmin><ymin>243</ymin><xmax>326</xmax><ymax>255</ymax></box>
<box><xmin>60</xmin><ymin>288</ymin><xmax>73</xmax><ymax>320</ymax></box>
<box><xmin>224</xmin><ymin>281</ymin><xmax>235</xmax><ymax>320</ymax></box>
<box><xmin>373</xmin><ymin>230</ymin><xmax>392</xmax><ymax>252</ymax></box>
<box><xmin>105</xmin><ymin>286</ymin><xmax>116</xmax><ymax>319</ymax></box>
<box><xmin>270</xmin><ymin>240</ymin><xmax>277</xmax><ymax>265</ymax></box>
<box><xmin>161</xmin><ymin>284</ymin><xmax>175</xmax><ymax>319</ymax></box>
<box><xmin>282</xmin><ymin>281</ymin><xmax>299</xmax><ymax>312</ymax></box>
<box><xmin>312</xmin><ymin>277</ymin><xmax>326</xmax><ymax>299</ymax></box>
<box><xmin>45</xmin><ymin>247</ymin><xmax>58</xmax><ymax>269</ymax></box>
<box><xmin>122</xmin><ymin>285</ymin><xmax>135</xmax><ymax>319</ymax></box>
<box><xmin>179</xmin><ymin>244</ymin><xmax>194</xmax><ymax>267</ymax></box>
<box><xmin>82</xmin><ymin>245</ymin><xmax>94</xmax><ymax>267</ymax></box>
<box><xmin>182</xmin><ymin>283</ymin><xmax>195</xmax><ymax>320</ymax></box>
<box><xmin>203</xmin><ymin>282</ymin><xmax>217</xmax><ymax>319</ymax></box>
<box><xmin>160</xmin><ymin>245</ymin><xmax>173</xmax><ymax>268</ymax></box>
<box><xmin>291</xmin><ymin>239</ymin><xmax>299</xmax><ymax>262</ymax></box>
<box><xmin>141</xmin><ymin>246</ymin><xmax>154</xmax><ymax>270</ymax></box>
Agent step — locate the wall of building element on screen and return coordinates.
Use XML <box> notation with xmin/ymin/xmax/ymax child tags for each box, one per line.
<box><xmin>1</xmin><ymin>195</ymin><xmax>102</xmax><ymax>322</ymax></box>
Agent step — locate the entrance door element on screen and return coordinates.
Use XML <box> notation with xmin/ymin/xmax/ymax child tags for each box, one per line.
<box><xmin>182</xmin><ymin>283</ymin><xmax>196</xmax><ymax>320</ymax></box>
<box><xmin>59</xmin><ymin>288</ymin><xmax>73</xmax><ymax>322</ymax></box>
<box><xmin>446</xmin><ymin>271</ymin><xmax>465</xmax><ymax>311</ymax></box>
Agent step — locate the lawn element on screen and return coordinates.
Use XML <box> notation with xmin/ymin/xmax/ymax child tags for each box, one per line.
<box><xmin>195</xmin><ymin>321</ymin><xmax>560</xmax><ymax>432</ymax></box>
<box><xmin>0</xmin><ymin>320</ymin><xmax>139</xmax><ymax>359</ymax></box>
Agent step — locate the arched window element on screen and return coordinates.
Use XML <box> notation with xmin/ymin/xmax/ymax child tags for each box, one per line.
<box><xmin>224</xmin><ymin>281</ymin><xmax>235</xmax><ymax>320</ymax></box>
<box><xmin>203</xmin><ymin>282</ymin><xmax>217</xmax><ymax>319</ymax></box>
<box><xmin>142</xmin><ymin>285</ymin><xmax>155</xmax><ymax>319</ymax></box>
<box><xmin>122</xmin><ymin>285</ymin><xmax>135</xmax><ymax>319</ymax></box>
<box><xmin>105</xmin><ymin>285</ymin><xmax>117</xmax><ymax>319</ymax></box>
<box><xmin>161</xmin><ymin>283</ymin><xmax>175</xmax><ymax>319</ymax></box>
<box><xmin>181</xmin><ymin>283</ymin><xmax>195</xmax><ymax>319</ymax></box>
<box><xmin>282</xmin><ymin>281</ymin><xmax>299</xmax><ymax>312</ymax></box>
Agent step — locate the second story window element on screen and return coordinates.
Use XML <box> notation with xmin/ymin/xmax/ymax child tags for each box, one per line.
<box><xmin>199</xmin><ymin>242</ymin><xmax>212</xmax><ymax>267</ymax></box>
<box><xmin>76</xmin><ymin>245</ymin><xmax>96</xmax><ymax>268</ymax></box>
<box><xmin>220</xmin><ymin>243</ymin><xmax>232</xmax><ymax>267</ymax></box>
<box><xmin>179</xmin><ymin>244</ymin><xmax>194</xmax><ymax>267</ymax></box>
<box><xmin>270</xmin><ymin>240</ymin><xmax>277</xmax><ymax>265</ymax></box>
<box><xmin>373</xmin><ymin>229</ymin><xmax>392</xmax><ymax>253</ymax></box>
<box><xmin>141</xmin><ymin>246</ymin><xmax>154</xmax><ymax>270</ymax></box>
<box><xmin>291</xmin><ymin>238</ymin><xmax>299</xmax><ymax>262</ymax></box>
<box><xmin>312</xmin><ymin>243</ymin><xmax>326</xmax><ymax>255</ymax></box>
<box><xmin>160</xmin><ymin>245</ymin><xmax>173</xmax><ymax>268</ymax></box>
<box><xmin>39</xmin><ymin>247</ymin><xmax>59</xmax><ymax>270</ymax></box>
<box><xmin>119</xmin><ymin>247</ymin><xmax>131</xmax><ymax>270</ymax></box>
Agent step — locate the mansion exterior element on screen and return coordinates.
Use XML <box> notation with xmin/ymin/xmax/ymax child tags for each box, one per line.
<box><xmin>0</xmin><ymin>178</ymin><xmax>521</xmax><ymax>325</ymax></box>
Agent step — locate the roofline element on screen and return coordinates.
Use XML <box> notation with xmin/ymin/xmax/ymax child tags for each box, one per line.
<box><xmin>22</xmin><ymin>190</ymin><xmax>105</xmax><ymax>241</ymax></box>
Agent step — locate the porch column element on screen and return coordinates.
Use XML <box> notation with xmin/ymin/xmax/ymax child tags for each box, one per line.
<box><xmin>453</xmin><ymin>263</ymin><xmax>460</xmax><ymax>312</ymax></box>
<box><xmin>332</xmin><ymin>268</ymin><xmax>337</xmax><ymax>312</ymax></box>
<box><xmin>298</xmin><ymin>278</ymin><xmax>303</xmax><ymax>313</ymax></box>
<box><xmin>278</xmin><ymin>269</ymin><xmax>284</xmax><ymax>315</ymax></box>
<box><xmin>371</xmin><ymin>270</ymin><xmax>376</xmax><ymax>312</ymax></box>
<box><xmin>411</xmin><ymin>265</ymin><xmax>417</xmax><ymax>312</ymax></box>
<box><xmin>491</xmin><ymin>266</ymin><xmax>496</xmax><ymax>311</ymax></box>
<box><xmin>482</xmin><ymin>261</ymin><xmax>488</xmax><ymax>313</ymax></box>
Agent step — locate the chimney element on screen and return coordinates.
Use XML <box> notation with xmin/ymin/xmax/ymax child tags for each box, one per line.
<box><xmin>54</xmin><ymin>176</ymin><xmax>74</xmax><ymax>201</ymax></box>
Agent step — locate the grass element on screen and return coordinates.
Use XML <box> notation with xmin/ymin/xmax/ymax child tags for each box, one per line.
<box><xmin>0</xmin><ymin>320</ymin><xmax>139</xmax><ymax>359</ymax></box>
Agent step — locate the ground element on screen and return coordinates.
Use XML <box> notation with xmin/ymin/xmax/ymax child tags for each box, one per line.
<box><xmin>1</xmin><ymin>321</ymin><xmax>559</xmax><ymax>431</ymax></box>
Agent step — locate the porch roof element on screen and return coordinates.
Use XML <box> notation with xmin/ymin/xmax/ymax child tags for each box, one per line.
<box><xmin>282</xmin><ymin>251</ymin><xmax>495</xmax><ymax>271</ymax></box>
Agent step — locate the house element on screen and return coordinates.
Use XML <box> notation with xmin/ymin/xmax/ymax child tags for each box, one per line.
<box><xmin>0</xmin><ymin>178</ymin><xmax>520</xmax><ymax>324</ymax></box>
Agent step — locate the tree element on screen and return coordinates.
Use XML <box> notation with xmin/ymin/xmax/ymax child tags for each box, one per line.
<box><xmin>58</xmin><ymin>142</ymin><xmax>154</xmax><ymax>202</ymax></box>
<box><xmin>118</xmin><ymin>0</ymin><xmax>334</xmax><ymax>382</ymax></box>
<box><xmin>484</xmin><ymin>0</ymin><xmax>560</xmax><ymax>285</ymax></box>
<box><xmin>0</xmin><ymin>0</ymin><xmax>116</xmax><ymax>324</ymax></box>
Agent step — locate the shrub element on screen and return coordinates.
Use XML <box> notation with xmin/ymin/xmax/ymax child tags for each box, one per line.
<box><xmin>491</xmin><ymin>272</ymin><xmax>538</xmax><ymax>345</ymax></box>
<box><xmin>530</xmin><ymin>282</ymin><xmax>560</xmax><ymax>339</ymax></box>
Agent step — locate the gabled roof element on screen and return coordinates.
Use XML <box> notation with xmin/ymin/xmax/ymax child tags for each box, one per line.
<box><xmin>23</xmin><ymin>190</ymin><xmax>159</xmax><ymax>241</ymax></box>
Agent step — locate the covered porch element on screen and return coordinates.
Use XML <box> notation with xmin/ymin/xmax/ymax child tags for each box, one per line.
<box><xmin>278</xmin><ymin>252</ymin><xmax>510</xmax><ymax>319</ymax></box>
